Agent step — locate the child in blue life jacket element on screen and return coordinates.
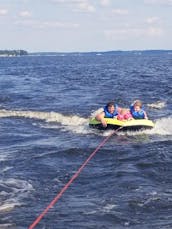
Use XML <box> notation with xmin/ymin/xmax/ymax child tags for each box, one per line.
<box><xmin>95</xmin><ymin>101</ymin><xmax>122</xmax><ymax>127</ymax></box>
<box><xmin>130</xmin><ymin>100</ymin><xmax>148</xmax><ymax>119</ymax></box>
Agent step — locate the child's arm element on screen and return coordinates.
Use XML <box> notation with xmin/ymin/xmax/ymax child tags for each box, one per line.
<box><xmin>95</xmin><ymin>112</ymin><xmax>107</xmax><ymax>127</ymax></box>
<box><xmin>144</xmin><ymin>111</ymin><xmax>148</xmax><ymax>119</ymax></box>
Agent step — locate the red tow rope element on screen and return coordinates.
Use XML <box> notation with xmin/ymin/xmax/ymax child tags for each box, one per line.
<box><xmin>28</xmin><ymin>127</ymin><xmax>122</xmax><ymax>229</ymax></box>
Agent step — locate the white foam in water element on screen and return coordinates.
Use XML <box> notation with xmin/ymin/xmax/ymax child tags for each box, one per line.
<box><xmin>0</xmin><ymin>224</ymin><xmax>14</xmax><ymax>229</ymax></box>
<box><xmin>90</xmin><ymin>108</ymin><xmax>104</xmax><ymax>118</ymax></box>
<box><xmin>0</xmin><ymin>109</ymin><xmax>172</xmax><ymax>136</ymax></box>
<box><xmin>0</xmin><ymin>178</ymin><xmax>34</xmax><ymax>213</ymax></box>
<box><xmin>0</xmin><ymin>202</ymin><xmax>20</xmax><ymax>212</ymax></box>
<box><xmin>147</xmin><ymin>101</ymin><xmax>166</xmax><ymax>109</ymax></box>
<box><xmin>150</xmin><ymin>116</ymin><xmax>172</xmax><ymax>135</ymax></box>
<box><xmin>0</xmin><ymin>154</ymin><xmax>8</xmax><ymax>162</ymax></box>
<box><xmin>102</xmin><ymin>203</ymin><xmax>117</xmax><ymax>213</ymax></box>
<box><xmin>119</xmin><ymin>116</ymin><xmax>172</xmax><ymax>137</ymax></box>
<box><xmin>1</xmin><ymin>166</ymin><xmax>13</xmax><ymax>173</ymax></box>
<box><xmin>0</xmin><ymin>109</ymin><xmax>90</xmax><ymax>134</ymax></box>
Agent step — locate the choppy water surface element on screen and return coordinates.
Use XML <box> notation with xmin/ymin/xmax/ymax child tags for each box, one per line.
<box><xmin>0</xmin><ymin>53</ymin><xmax>172</xmax><ymax>228</ymax></box>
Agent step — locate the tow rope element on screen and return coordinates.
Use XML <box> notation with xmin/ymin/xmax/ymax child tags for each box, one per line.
<box><xmin>28</xmin><ymin>126</ymin><xmax>123</xmax><ymax>229</ymax></box>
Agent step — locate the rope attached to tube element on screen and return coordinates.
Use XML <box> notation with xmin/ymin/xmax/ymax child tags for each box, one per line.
<box><xmin>29</xmin><ymin>126</ymin><xmax>123</xmax><ymax>229</ymax></box>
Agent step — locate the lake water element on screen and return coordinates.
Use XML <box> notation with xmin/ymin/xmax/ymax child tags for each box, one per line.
<box><xmin>0</xmin><ymin>53</ymin><xmax>172</xmax><ymax>228</ymax></box>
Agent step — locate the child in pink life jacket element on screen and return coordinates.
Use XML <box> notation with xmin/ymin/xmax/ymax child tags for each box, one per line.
<box><xmin>117</xmin><ymin>108</ymin><xmax>133</xmax><ymax>121</ymax></box>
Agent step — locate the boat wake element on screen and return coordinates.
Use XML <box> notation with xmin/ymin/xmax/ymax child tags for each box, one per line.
<box><xmin>147</xmin><ymin>101</ymin><xmax>166</xmax><ymax>109</ymax></box>
<box><xmin>149</xmin><ymin>116</ymin><xmax>172</xmax><ymax>136</ymax></box>
<box><xmin>0</xmin><ymin>178</ymin><xmax>33</xmax><ymax>212</ymax></box>
<box><xmin>0</xmin><ymin>109</ymin><xmax>171</xmax><ymax>137</ymax></box>
<box><xmin>0</xmin><ymin>109</ymin><xmax>90</xmax><ymax>134</ymax></box>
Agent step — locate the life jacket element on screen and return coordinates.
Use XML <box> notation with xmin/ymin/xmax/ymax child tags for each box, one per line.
<box><xmin>104</xmin><ymin>104</ymin><xmax>119</xmax><ymax>118</ymax></box>
<box><xmin>130</xmin><ymin>105</ymin><xmax>145</xmax><ymax>119</ymax></box>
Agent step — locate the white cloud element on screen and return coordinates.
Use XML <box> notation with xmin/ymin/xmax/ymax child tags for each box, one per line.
<box><xmin>0</xmin><ymin>8</ymin><xmax>8</xmax><ymax>16</ymax></box>
<box><xmin>146</xmin><ymin>17</ymin><xmax>164</xmax><ymax>27</ymax></box>
<box><xmin>104</xmin><ymin>28</ymin><xmax>137</xmax><ymax>41</ymax></box>
<box><xmin>144</xmin><ymin>0</ymin><xmax>172</xmax><ymax>6</ymax></box>
<box><xmin>112</xmin><ymin>8</ymin><xmax>129</xmax><ymax>15</ymax></box>
<box><xmin>146</xmin><ymin>17</ymin><xmax>160</xmax><ymax>24</ymax></box>
<box><xmin>146</xmin><ymin>27</ymin><xmax>163</xmax><ymax>36</ymax></box>
<box><xmin>51</xmin><ymin>0</ymin><xmax>90</xmax><ymax>3</ymax></box>
<box><xmin>19</xmin><ymin>11</ymin><xmax>31</xmax><ymax>17</ymax></box>
<box><xmin>51</xmin><ymin>0</ymin><xmax>66</xmax><ymax>2</ymax></box>
<box><xmin>51</xmin><ymin>0</ymin><xmax>95</xmax><ymax>13</ymax></box>
<box><xmin>14</xmin><ymin>19</ymin><xmax>36</xmax><ymax>27</ymax></box>
<box><xmin>100</xmin><ymin>0</ymin><xmax>110</xmax><ymax>6</ymax></box>
<box><xmin>14</xmin><ymin>19</ymin><xmax>79</xmax><ymax>29</ymax></box>
<box><xmin>104</xmin><ymin>26</ymin><xmax>164</xmax><ymax>40</ymax></box>
<box><xmin>76</xmin><ymin>1</ymin><xmax>95</xmax><ymax>12</ymax></box>
<box><xmin>104</xmin><ymin>29</ymin><xmax>128</xmax><ymax>39</ymax></box>
<box><xmin>41</xmin><ymin>21</ymin><xmax>79</xmax><ymax>29</ymax></box>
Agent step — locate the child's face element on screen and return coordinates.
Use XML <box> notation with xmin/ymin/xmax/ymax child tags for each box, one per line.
<box><xmin>121</xmin><ymin>109</ymin><xmax>128</xmax><ymax>115</ymax></box>
<box><xmin>134</xmin><ymin>105</ymin><xmax>141</xmax><ymax>112</ymax></box>
<box><xmin>108</xmin><ymin>105</ymin><xmax>115</xmax><ymax>114</ymax></box>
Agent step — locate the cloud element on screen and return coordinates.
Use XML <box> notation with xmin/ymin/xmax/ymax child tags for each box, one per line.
<box><xmin>14</xmin><ymin>19</ymin><xmax>79</xmax><ymax>29</ymax></box>
<box><xmin>112</xmin><ymin>8</ymin><xmax>129</xmax><ymax>15</ymax></box>
<box><xmin>146</xmin><ymin>17</ymin><xmax>161</xmax><ymax>24</ymax></box>
<box><xmin>0</xmin><ymin>8</ymin><xmax>8</xmax><ymax>16</ymax></box>
<box><xmin>144</xmin><ymin>0</ymin><xmax>172</xmax><ymax>6</ymax></box>
<box><xmin>19</xmin><ymin>11</ymin><xmax>31</xmax><ymax>17</ymax></box>
<box><xmin>51</xmin><ymin>0</ymin><xmax>95</xmax><ymax>13</ymax></box>
<box><xmin>104</xmin><ymin>26</ymin><xmax>164</xmax><ymax>40</ymax></box>
<box><xmin>41</xmin><ymin>21</ymin><xmax>79</xmax><ymax>29</ymax></box>
<box><xmin>76</xmin><ymin>1</ymin><xmax>95</xmax><ymax>12</ymax></box>
<box><xmin>100</xmin><ymin>0</ymin><xmax>110</xmax><ymax>6</ymax></box>
<box><xmin>146</xmin><ymin>27</ymin><xmax>163</xmax><ymax>36</ymax></box>
<box><xmin>104</xmin><ymin>28</ymin><xmax>137</xmax><ymax>40</ymax></box>
<box><xmin>14</xmin><ymin>19</ymin><xmax>38</xmax><ymax>28</ymax></box>
<box><xmin>51</xmin><ymin>0</ymin><xmax>67</xmax><ymax>2</ymax></box>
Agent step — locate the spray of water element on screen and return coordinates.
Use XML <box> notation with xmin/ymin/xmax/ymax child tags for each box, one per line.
<box><xmin>0</xmin><ymin>109</ymin><xmax>171</xmax><ymax>136</ymax></box>
<box><xmin>147</xmin><ymin>101</ymin><xmax>166</xmax><ymax>109</ymax></box>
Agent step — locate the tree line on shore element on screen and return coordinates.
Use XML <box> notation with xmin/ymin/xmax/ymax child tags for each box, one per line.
<box><xmin>0</xmin><ymin>50</ymin><xmax>28</xmax><ymax>56</ymax></box>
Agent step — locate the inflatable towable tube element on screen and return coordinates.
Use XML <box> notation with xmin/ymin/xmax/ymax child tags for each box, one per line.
<box><xmin>89</xmin><ymin>117</ymin><xmax>154</xmax><ymax>131</ymax></box>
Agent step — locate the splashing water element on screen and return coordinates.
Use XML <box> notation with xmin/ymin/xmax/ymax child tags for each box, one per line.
<box><xmin>0</xmin><ymin>109</ymin><xmax>172</xmax><ymax>137</ymax></box>
<box><xmin>151</xmin><ymin>116</ymin><xmax>172</xmax><ymax>135</ymax></box>
<box><xmin>147</xmin><ymin>101</ymin><xmax>166</xmax><ymax>109</ymax></box>
<box><xmin>0</xmin><ymin>178</ymin><xmax>33</xmax><ymax>213</ymax></box>
<box><xmin>90</xmin><ymin>108</ymin><xmax>104</xmax><ymax>118</ymax></box>
<box><xmin>0</xmin><ymin>109</ymin><xmax>90</xmax><ymax>134</ymax></box>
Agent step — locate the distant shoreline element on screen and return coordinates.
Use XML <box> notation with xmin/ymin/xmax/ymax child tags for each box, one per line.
<box><xmin>1</xmin><ymin>49</ymin><xmax>172</xmax><ymax>57</ymax></box>
<box><xmin>0</xmin><ymin>50</ymin><xmax>28</xmax><ymax>57</ymax></box>
<box><xmin>29</xmin><ymin>50</ymin><xmax>172</xmax><ymax>56</ymax></box>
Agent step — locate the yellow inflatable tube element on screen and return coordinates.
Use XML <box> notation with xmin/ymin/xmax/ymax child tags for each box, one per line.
<box><xmin>89</xmin><ymin>117</ymin><xmax>155</xmax><ymax>131</ymax></box>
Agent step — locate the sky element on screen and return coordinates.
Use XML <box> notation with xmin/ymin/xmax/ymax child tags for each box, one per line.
<box><xmin>0</xmin><ymin>0</ymin><xmax>172</xmax><ymax>52</ymax></box>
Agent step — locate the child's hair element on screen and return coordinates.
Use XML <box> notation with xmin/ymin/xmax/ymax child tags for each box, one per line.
<box><xmin>133</xmin><ymin>100</ymin><xmax>142</xmax><ymax>107</ymax></box>
<box><xmin>107</xmin><ymin>101</ymin><xmax>114</xmax><ymax>108</ymax></box>
<box><xmin>120</xmin><ymin>108</ymin><xmax>129</xmax><ymax>114</ymax></box>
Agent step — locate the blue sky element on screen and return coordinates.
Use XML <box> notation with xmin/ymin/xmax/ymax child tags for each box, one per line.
<box><xmin>0</xmin><ymin>0</ymin><xmax>172</xmax><ymax>52</ymax></box>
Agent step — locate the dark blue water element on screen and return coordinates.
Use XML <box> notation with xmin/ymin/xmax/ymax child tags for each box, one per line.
<box><xmin>0</xmin><ymin>53</ymin><xmax>172</xmax><ymax>229</ymax></box>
